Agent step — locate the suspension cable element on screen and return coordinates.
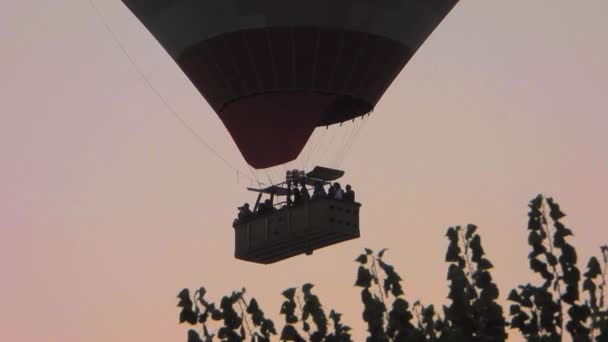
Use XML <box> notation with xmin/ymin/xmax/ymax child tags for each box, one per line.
<box><xmin>86</xmin><ymin>0</ymin><xmax>258</xmax><ymax>183</ymax></box>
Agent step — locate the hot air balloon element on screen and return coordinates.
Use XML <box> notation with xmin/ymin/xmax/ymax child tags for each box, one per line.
<box><xmin>122</xmin><ymin>0</ymin><xmax>459</xmax><ymax>169</ymax></box>
<box><xmin>121</xmin><ymin>0</ymin><xmax>459</xmax><ymax>263</ymax></box>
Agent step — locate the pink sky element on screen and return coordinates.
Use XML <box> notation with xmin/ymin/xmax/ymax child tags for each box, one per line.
<box><xmin>1</xmin><ymin>1</ymin><xmax>607</xmax><ymax>341</ymax></box>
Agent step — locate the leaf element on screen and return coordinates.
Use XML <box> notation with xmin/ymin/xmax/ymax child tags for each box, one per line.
<box><xmin>210</xmin><ymin>305</ymin><xmax>223</xmax><ymax>321</ymax></box>
<box><xmin>378</xmin><ymin>248</ymin><xmax>388</xmax><ymax>258</ymax></box>
<box><xmin>559</xmin><ymin>243</ymin><xmax>578</xmax><ymax>265</ymax></box>
<box><xmin>177</xmin><ymin>289</ymin><xmax>192</xmax><ymax>307</ymax></box>
<box><xmin>282</xmin><ymin>288</ymin><xmax>296</xmax><ymax>300</ymax></box>
<box><xmin>280</xmin><ymin>325</ymin><xmax>305</xmax><ymax>342</ymax></box>
<box><xmin>329</xmin><ymin>309</ymin><xmax>340</xmax><ymax>322</ymax></box>
<box><xmin>569</xmin><ymin>304</ymin><xmax>591</xmax><ymax>322</ymax></box>
<box><xmin>179</xmin><ymin>306</ymin><xmax>199</xmax><ymax>325</ymax></box>
<box><xmin>474</xmin><ymin>270</ymin><xmax>492</xmax><ymax>289</ymax></box>
<box><xmin>507</xmin><ymin>289</ymin><xmax>524</xmax><ymax>305</ymax></box>
<box><xmin>510</xmin><ymin>312</ymin><xmax>529</xmax><ymax>331</ymax></box>
<box><xmin>302</xmin><ymin>283</ymin><xmax>314</xmax><ymax>294</ymax></box>
<box><xmin>261</xmin><ymin>318</ymin><xmax>277</xmax><ymax>336</ymax></box>
<box><xmin>469</xmin><ymin>235</ymin><xmax>485</xmax><ymax>262</ymax></box>
<box><xmin>564</xmin><ymin>267</ymin><xmax>581</xmax><ymax>286</ymax></box>
<box><xmin>528</xmin><ymin>215</ymin><xmax>542</xmax><ymax>231</ymax></box>
<box><xmin>218</xmin><ymin>327</ymin><xmax>241</xmax><ymax>341</ymax></box>
<box><xmin>553</xmin><ymin>233</ymin><xmax>566</xmax><ymax>248</ymax></box>
<box><xmin>530</xmin><ymin>194</ymin><xmax>543</xmax><ymax>208</ymax></box>
<box><xmin>583</xmin><ymin>278</ymin><xmax>596</xmax><ymax>293</ymax></box>
<box><xmin>199</xmin><ymin>309</ymin><xmax>209</xmax><ymax>323</ymax></box>
<box><xmin>585</xmin><ymin>256</ymin><xmax>602</xmax><ymax>278</ymax></box>
<box><xmin>481</xmin><ymin>283</ymin><xmax>499</xmax><ymax>301</ymax></box>
<box><xmin>546</xmin><ymin>197</ymin><xmax>566</xmax><ymax>221</ymax></box>
<box><xmin>527</xmin><ymin>196</ymin><xmax>544</xmax><ymax>231</ymax></box>
<box><xmin>445</xmin><ymin>227</ymin><xmax>458</xmax><ymax>241</ymax></box>
<box><xmin>230</xmin><ymin>291</ymin><xmax>244</xmax><ymax>305</ymax></box>
<box><xmin>457</xmin><ymin>256</ymin><xmax>466</xmax><ymax>269</ymax></box>
<box><xmin>509</xmin><ymin>304</ymin><xmax>521</xmax><ymax>315</ymax></box>
<box><xmin>528</xmin><ymin>231</ymin><xmax>542</xmax><ymax>247</ymax></box>
<box><xmin>477</xmin><ymin>258</ymin><xmax>494</xmax><ymax>271</ymax></box>
<box><xmin>355</xmin><ymin>266</ymin><xmax>372</xmax><ymax>288</ymax></box>
<box><xmin>280</xmin><ymin>301</ymin><xmax>295</xmax><ymax>316</ymax></box>
<box><xmin>197</xmin><ymin>287</ymin><xmax>207</xmax><ymax>299</ymax></box>
<box><xmin>286</xmin><ymin>314</ymin><xmax>298</xmax><ymax>324</ymax></box>
<box><xmin>546</xmin><ymin>253</ymin><xmax>558</xmax><ymax>267</ymax></box>
<box><xmin>530</xmin><ymin>258</ymin><xmax>548</xmax><ymax>275</ymax></box>
<box><xmin>355</xmin><ymin>254</ymin><xmax>368</xmax><ymax>264</ymax></box>
<box><xmin>303</xmin><ymin>321</ymin><xmax>310</xmax><ymax>332</ymax></box>
<box><xmin>187</xmin><ymin>329</ymin><xmax>204</xmax><ymax>342</ymax></box>
<box><xmin>383</xmin><ymin>278</ymin><xmax>391</xmax><ymax>296</ymax></box>
<box><xmin>246</xmin><ymin>298</ymin><xmax>259</xmax><ymax>314</ymax></box>
<box><xmin>422</xmin><ymin>304</ymin><xmax>435</xmax><ymax>320</ymax></box>
<box><xmin>391</xmin><ymin>283</ymin><xmax>404</xmax><ymax>297</ymax></box>
<box><xmin>465</xmin><ymin>224</ymin><xmax>478</xmax><ymax>239</ymax></box>
<box><xmin>554</xmin><ymin>222</ymin><xmax>573</xmax><ymax>237</ymax></box>
<box><xmin>562</xmin><ymin>284</ymin><xmax>579</xmax><ymax>304</ymax></box>
<box><xmin>445</xmin><ymin>241</ymin><xmax>460</xmax><ymax>262</ymax></box>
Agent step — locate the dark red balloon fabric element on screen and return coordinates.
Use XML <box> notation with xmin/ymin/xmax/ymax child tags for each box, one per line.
<box><xmin>220</xmin><ymin>92</ymin><xmax>335</xmax><ymax>168</ymax></box>
<box><xmin>177</xmin><ymin>27</ymin><xmax>412</xmax><ymax>168</ymax></box>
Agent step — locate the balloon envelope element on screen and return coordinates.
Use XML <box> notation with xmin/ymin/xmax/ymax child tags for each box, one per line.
<box><xmin>122</xmin><ymin>0</ymin><xmax>459</xmax><ymax>168</ymax></box>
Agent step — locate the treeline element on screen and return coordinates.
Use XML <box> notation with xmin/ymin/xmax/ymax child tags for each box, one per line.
<box><xmin>178</xmin><ymin>195</ymin><xmax>608</xmax><ymax>341</ymax></box>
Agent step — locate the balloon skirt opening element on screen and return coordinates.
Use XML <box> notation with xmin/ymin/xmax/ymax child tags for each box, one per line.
<box><xmin>219</xmin><ymin>92</ymin><xmax>336</xmax><ymax>169</ymax></box>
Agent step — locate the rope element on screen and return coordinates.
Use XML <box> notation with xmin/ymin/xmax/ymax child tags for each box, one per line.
<box><xmin>303</xmin><ymin>126</ymin><xmax>328</xmax><ymax>167</ymax></box>
<box><xmin>86</xmin><ymin>0</ymin><xmax>257</xmax><ymax>183</ymax></box>
<box><xmin>248</xmin><ymin>165</ymin><xmax>265</xmax><ymax>188</ymax></box>
<box><xmin>336</xmin><ymin>118</ymin><xmax>363</xmax><ymax>164</ymax></box>
<box><xmin>338</xmin><ymin>117</ymin><xmax>368</xmax><ymax>167</ymax></box>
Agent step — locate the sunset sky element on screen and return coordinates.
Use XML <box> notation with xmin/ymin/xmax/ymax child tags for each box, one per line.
<box><xmin>1</xmin><ymin>1</ymin><xmax>607</xmax><ymax>341</ymax></box>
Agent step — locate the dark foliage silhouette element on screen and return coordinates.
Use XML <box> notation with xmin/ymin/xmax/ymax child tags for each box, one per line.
<box><xmin>508</xmin><ymin>195</ymin><xmax>608</xmax><ymax>341</ymax></box>
<box><xmin>178</xmin><ymin>195</ymin><xmax>608</xmax><ymax>341</ymax></box>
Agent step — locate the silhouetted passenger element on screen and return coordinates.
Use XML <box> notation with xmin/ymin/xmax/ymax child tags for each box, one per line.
<box><xmin>256</xmin><ymin>201</ymin><xmax>266</xmax><ymax>215</ymax></box>
<box><xmin>327</xmin><ymin>183</ymin><xmax>336</xmax><ymax>198</ymax></box>
<box><xmin>293</xmin><ymin>187</ymin><xmax>302</xmax><ymax>204</ymax></box>
<box><xmin>240</xmin><ymin>203</ymin><xmax>252</xmax><ymax>216</ymax></box>
<box><xmin>344</xmin><ymin>184</ymin><xmax>355</xmax><ymax>202</ymax></box>
<box><xmin>263</xmin><ymin>199</ymin><xmax>275</xmax><ymax>213</ymax></box>
<box><xmin>300</xmin><ymin>181</ymin><xmax>310</xmax><ymax>201</ymax></box>
<box><xmin>235</xmin><ymin>202</ymin><xmax>252</xmax><ymax>225</ymax></box>
<box><xmin>333</xmin><ymin>182</ymin><xmax>344</xmax><ymax>200</ymax></box>
<box><xmin>286</xmin><ymin>187</ymin><xmax>293</xmax><ymax>206</ymax></box>
<box><xmin>312</xmin><ymin>181</ymin><xmax>327</xmax><ymax>200</ymax></box>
